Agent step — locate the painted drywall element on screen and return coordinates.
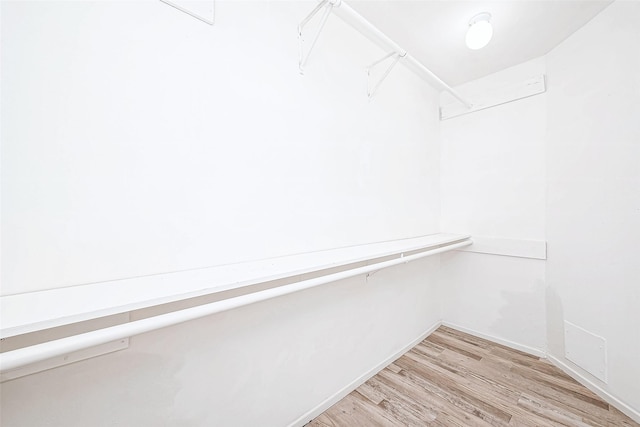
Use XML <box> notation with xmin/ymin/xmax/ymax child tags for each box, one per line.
<box><xmin>545</xmin><ymin>0</ymin><xmax>640</xmax><ymax>415</ymax></box>
<box><xmin>0</xmin><ymin>257</ymin><xmax>443</xmax><ymax>427</ymax></box>
<box><xmin>438</xmin><ymin>58</ymin><xmax>547</xmax><ymax>352</ymax></box>
<box><xmin>439</xmin><ymin>251</ymin><xmax>546</xmax><ymax>355</ymax></box>
<box><xmin>4</xmin><ymin>0</ymin><xmax>639</xmax><ymax>424</ymax></box>
<box><xmin>0</xmin><ymin>1</ymin><xmax>446</xmax><ymax>425</ymax></box>
<box><xmin>1</xmin><ymin>0</ymin><xmax>441</xmax><ymax>296</ymax></box>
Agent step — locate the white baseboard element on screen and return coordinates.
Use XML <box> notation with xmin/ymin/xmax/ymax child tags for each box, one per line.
<box><xmin>547</xmin><ymin>354</ymin><xmax>640</xmax><ymax>424</ymax></box>
<box><xmin>442</xmin><ymin>324</ymin><xmax>639</xmax><ymax>423</ymax></box>
<box><xmin>289</xmin><ymin>321</ymin><xmax>639</xmax><ymax>426</ymax></box>
<box><xmin>441</xmin><ymin>321</ymin><xmax>546</xmax><ymax>358</ymax></box>
<box><xmin>289</xmin><ymin>320</ymin><xmax>442</xmax><ymax>427</ymax></box>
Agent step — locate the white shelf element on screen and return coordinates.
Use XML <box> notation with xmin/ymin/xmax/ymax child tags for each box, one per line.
<box><xmin>0</xmin><ymin>233</ymin><xmax>469</xmax><ymax>338</ymax></box>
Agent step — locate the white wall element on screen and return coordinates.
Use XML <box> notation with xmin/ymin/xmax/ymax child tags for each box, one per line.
<box><xmin>438</xmin><ymin>1</ymin><xmax>640</xmax><ymax>417</ymax></box>
<box><xmin>1</xmin><ymin>1</ymin><xmax>444</xmax><ymax>426</ymax></box>
<box><xmin>545</xmin><ymin>0</ymin><xmax>640</xmax><ymax>415</ymax></box>
<box><xmin>438</xmin><ymin>58</ymin><xmax>547</xmax><ymax>353</ymax></box>
<box><xmin>1</xmin><ymin>258</ymin><xmax>442</xmax><ymax>427</ymax></box>
<box><xmin>4</xmin><ymin>0</ymin><xmax>639</xmax><ymax>424</ymax></box>
<box><xmin>1</xmin><ymin>0</ymin><xmax>441</xmax><ymax>295</ymax></box>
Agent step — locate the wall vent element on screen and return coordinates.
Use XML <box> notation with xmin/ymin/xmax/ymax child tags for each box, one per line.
<box><xmin>564</xmin><ymin>320</ymin><xmax>607</xmax><ymax>383</ymax></box>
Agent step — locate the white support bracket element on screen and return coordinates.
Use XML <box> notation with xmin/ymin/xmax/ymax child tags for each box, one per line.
<box><xmin>298</xmin><ymin>0</ymin><xmax>342</xmax><ymax>74</ymax></box>
<box><xmin>297</xmin><ymin>0</ymin><xmax>472</xmax><ymax>110</ymax></box>
<box><xmin>366</xmin><ymin>51</ymin><xmax>406</xmax><ymax>100</ymax></box>
<box><xmin>439</xmin><ymin>74</ymin><xmax>546</xmax><ymax>120</ymax></box>
<box><xmin>160</xmin><ymin>0</ymin><xmax>215</xmax><ymax>25</ymax></box>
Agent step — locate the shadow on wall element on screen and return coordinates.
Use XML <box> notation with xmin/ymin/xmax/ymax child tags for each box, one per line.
<box><xmin>545</xmin><ymin>285</ymin><xmax>565</xmax><ymax>357</ymax></box>
<box><xmin>489</xmin><ymin>279</ymin><xmax>547</xmax><ymax>352</ymax></box>
<box><xmin>0</xmin><ymin>350</ymin><xmax>188</xmax><ymax>426</ymax></box>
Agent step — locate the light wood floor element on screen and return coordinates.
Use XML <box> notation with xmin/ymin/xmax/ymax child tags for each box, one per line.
<box><xmin>309</xmin><ymin>326</ymin><xmax>639</xmax><ymax>427</ymax></box>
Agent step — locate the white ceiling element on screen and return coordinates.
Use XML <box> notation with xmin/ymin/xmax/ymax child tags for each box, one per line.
<box><xmin>348</xmin><ymin>0</ymin><xmax>613</xmax><ymax>86</ymax></box>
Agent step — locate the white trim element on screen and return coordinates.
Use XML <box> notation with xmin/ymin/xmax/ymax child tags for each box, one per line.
<box><xmin>547</xmin><ymin>354</ymin><xmax>640</xmax><ymax>424</ymax></box>
<box><xmin>442</xmin><ymin>324</ymin><xmax>640</xmax><ymax>423</ymax></box>
<box><xmin>441</xmin><ymin>322</ymin><xmax>546</xmax><ymax>358</ymax></box>
<box><xmin>287</xmin><ymin>321</ymin><xmax>639</xmax><ymax>425</ymax></box>
<box><xmin>1</xmin><ymin>313</ymin><xmax>131</xmax><ymax>383</ymax></box>
<box><xmin>0</xmin><ymin>339</ymin><xmax>129</xmax><ymax>383</ymax></box>
<box><xmin>288</xmin><ymin>320</ymin><xmax>442</xmax><ymax>427</ymax></box>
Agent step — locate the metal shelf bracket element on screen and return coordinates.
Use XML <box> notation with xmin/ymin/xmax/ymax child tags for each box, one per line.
<box><xmin>366</xmin><ymin>51</ymin><xmax>406</xmax><ymax>101</ymax></box>
<box><xmin>296</xmin><ymin>0</ymin><xmax>472</xmax><ymax>109</ymax></box>
<box><xmin>298</xmin><ymin>0</ymin><xmax>342</xmax><ymax>74</ymax></box>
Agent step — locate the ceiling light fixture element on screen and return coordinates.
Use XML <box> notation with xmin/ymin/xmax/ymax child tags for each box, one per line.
<box><xmin>465</xmin><ymin>12</ymin><xmax>493</xmax><ymax>50</ymax></box>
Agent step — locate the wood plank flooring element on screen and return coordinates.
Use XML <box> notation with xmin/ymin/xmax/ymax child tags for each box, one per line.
<box><xmin>308</xmin><ymin>326</ymin><xmax>639</xmax><ymax>426</ymax></box>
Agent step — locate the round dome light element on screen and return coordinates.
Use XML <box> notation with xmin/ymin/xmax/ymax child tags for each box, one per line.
<box><xmin>465</xmin><ymin>12</ymin><xmax>493</xmax><ymax>50</ymax></box>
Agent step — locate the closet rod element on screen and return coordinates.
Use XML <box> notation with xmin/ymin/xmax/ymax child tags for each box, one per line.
<box><xmin>0</xmin><ymin>239</ymin><xmax>471</xmax><ymax>372</ymax></box>
<box><xmin>331</xmin><ymin>0</ymin><xmax>472</xmax><ymax>108</ymax></box>
<box><xmin>332</xmin><ymin>0</ymin><xmax>406</xmax><ymax>57</ymax></box>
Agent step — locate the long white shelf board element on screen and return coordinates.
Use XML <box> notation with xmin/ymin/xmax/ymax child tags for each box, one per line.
<box><xmin>1</xmin><ymin>233</ymin><xmax>470</xmax><ymax>338</ymax></box>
